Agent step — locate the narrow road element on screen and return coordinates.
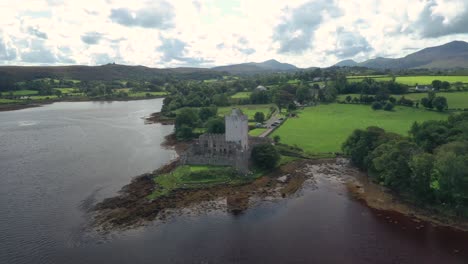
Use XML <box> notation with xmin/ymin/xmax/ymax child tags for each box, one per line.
<box><xmin>259</xmin><ymin>110</ymin><xmax>283</xmax><ymax>138</ymax></box>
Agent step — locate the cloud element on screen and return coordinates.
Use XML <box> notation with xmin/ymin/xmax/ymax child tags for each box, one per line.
<box><xmin>0</xmin><ymin>36</ymin><xmax>17</xmax><ymax>61</ymax></box>
<box><xmin>81</xmin><ymin>32</ymin><xmax>103</xmax><ymax>45</ymax></box>
<box><xmin>21</xmin><ymin>39</ymin><xmax>72</xmax><ymax>64</ymax></box>
<box><xmin>411</xmin><ymin>0</ymin><xmax>468</xmax><ymax>38</ymax></box>
<box><xmin>273</xmin><ymin>0</ymin><xmax>342</xmax><ymax>54</ymax></box>
<box><xmin>156</xmin><ymin>36</ymin><xmax>211</xmax><ymax>66</ymax></box>
<box><xmin>109</xmin><ymin>2</ymin><xmax>174</xmax><ymax>29</ymax></box>
<box><xmin>330</xmin><ymin>28</ymin><xmax>373</xmax><ymax>59</ymax></box>
<box><xmin>27</xmin><ymin>27</ymin><xmax>48</xmax><ymax>39</ymax></box>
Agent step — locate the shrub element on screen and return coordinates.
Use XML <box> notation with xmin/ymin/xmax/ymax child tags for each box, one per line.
<box><xmin>251</xmin><ymin>144</ymin><xmax>280</xmax><ymax>170</ymax></box>
<box><xmin>371</xmin><ymin>101</ymin><xmax>383</xmax><ymax>110</ymax></box>
<box><xmin>383</xmin><ymin>102</ymin><xmax>394</xmax><ymax>111</ymax></box>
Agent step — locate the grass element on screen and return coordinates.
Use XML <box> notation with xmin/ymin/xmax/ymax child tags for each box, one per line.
<box><xmin>271</xmin><ymin>104</ymin><xmax>448</xmax><ymax>154</ymax></box>
<box><xmin>249</xmin><ymin>128</ymin><xmax>267</xmax><ymax>136</ymax></box>
<box><xmin>231</xmin><ymin>92</ymin><xmax>252</xmax><ymax>99</ymax></box>
<box><xmin>218</xmin><ymin>104</ymin><xmax>275</xmax><ymax>121</ymax></box>
<box><xmin>148</xmin><ymin>165</ymin><xmax>243</xmax><ymax>199</ymax></box>
<box><xmin>55</xmin><ymin>88</ymin><xmax>77</xmax><ymax>94</ymax></box>
<box><xmin>8</xmin><ymin>90</ymin><xmax>39</xmax><ymax>96</ymax></box>
<box><xmin>0</xmin><ymin>98</ymin><xmax>20</xmax><ymax>104</ymax></box>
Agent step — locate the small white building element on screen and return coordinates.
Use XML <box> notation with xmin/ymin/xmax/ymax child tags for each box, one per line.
<box><xmin>255</xmin><ymin>85</ymin><xmax>267</xmax><ymax>91</ymax></box>
<box><xmin>415</xmin><ymin>85</ymin><xmax>433</xmax><ymax>92</ymax></box>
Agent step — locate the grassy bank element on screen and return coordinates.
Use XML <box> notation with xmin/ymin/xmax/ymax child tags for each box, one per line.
<box><xmin>148</xmin><ymin>165</ymin><xmax>254</xmax><ymax>199</ymax></box>
<box><xmin>271</xmin><ymin>104</ymin><xmax>448</xmax><ymax>153</ymax></box>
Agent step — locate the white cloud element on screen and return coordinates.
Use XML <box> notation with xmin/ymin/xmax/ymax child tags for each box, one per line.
<box><xmin>0</xmin><ymin>0</ymin><xmax>466</xmax><ymax>68</ymax></box>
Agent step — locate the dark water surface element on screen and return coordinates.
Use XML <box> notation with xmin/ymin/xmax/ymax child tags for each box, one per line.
<box><xmin>1</xmin><ymin>99</ymin><xmax>468</xmax><ymax>264</ymax></box>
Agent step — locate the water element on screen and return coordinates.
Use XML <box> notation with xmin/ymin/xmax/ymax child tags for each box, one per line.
<box><xmin>1</xmin><ymin>99</ymin><xmax>467</xmax><ymax>264</ymax></box>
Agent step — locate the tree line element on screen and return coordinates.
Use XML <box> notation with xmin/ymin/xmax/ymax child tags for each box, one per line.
<box><xmin>342</xmin><ymin>112</ymin><xmax>468</xmax><ymax>217</ymax></box>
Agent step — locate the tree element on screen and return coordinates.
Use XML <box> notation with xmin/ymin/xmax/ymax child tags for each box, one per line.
<box><xmin>420</xmin><ymin>97</ymin><xmax>432</xmax><ymax>109</ymax></box>
<box><xmin>175</xmin><ymin>108</ymin><xmax>199</xmax><ymax>129</ymax></box>
<box><xmin>369</xmin><ymin>139</ymin><xmax>418</xmax><ymax>191</ymax></box>
<box><xmin>342</xmin><ymin>127</ymin><xmax>397</xmax><ymax>169</ymax></box>
<box><xmin>345</xmin><ymin>95</ymin><xmax>352</xmax><ymax>103</ymax></box>
<box><xmin>206</xmin><ymin>118</ymin><xmax>225</xmax><ymax>134</ymax></box>
<box><xmin>441</xmin><ymin>81</ymin><xmax>450</xmax><ymax>91</ymax></box>
<box><xmin>254</xmin><ymin>112</ymin><xmax>265</xmax><ymax>123</ymax></box>
<box><xmin>432</xmin><ymin>96</ymin><xmax>448</xmax><ymax>111</ymax></box>
<box><xmin>251</xmin><ymin>144</ymin><xmax>280</xmax><ymax>170</ymax></box>
<box><xmin>295</xmin><ymin>86</ymin><xmax>311</xmax><ymax>104</ymax></box>
<box><xmin>371</xmin><ymin>101</ymin><xmax>383</xmax><ymax>110</ymax></box>
<box><xmin>432</xmin><ymin>80</ymin><xmax>442</xmax><ymax>90</ymax></box>
<box><xmin>409</xmin><ymin>152</ymin><xmax>435</xmax><ymax>201</ymax></box>
<box><xmin>199</xmin><ymin>107</ymin><xmax>217</xmax><ymax>122</ymax></box>
<box><xmin>176</xmin><ymin>125</ymin><xmax>194</xmax><ymax>141</ymax></box>
<box><xmin>383</xmin><ymin>102</ymin><xmax>394</xmax><ymax>111</ymax></box>
<box><xmin>273</xmin><ymin>135</ymin><xmax>281</xmax><ymax>144</ymax></box>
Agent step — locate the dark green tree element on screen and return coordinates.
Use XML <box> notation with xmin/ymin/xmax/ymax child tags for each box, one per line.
<box><xmin>206</xmin><ymin>118</ymin><xmax>225</xmax><ymax>134</ymax></box>
<box><xmin>251</xmin><ymin>144</ymin><xmax>280</xmax><ymax>170</ymax></box>
<box><xmin>432</xmin><ymin>96</ymin><xmax>448</xmax><ymax>111</ymax></box>
<box><xmin>254</xmin><ymin>112</ymin><xmax>265</xmax><ymax>123</ymax></box>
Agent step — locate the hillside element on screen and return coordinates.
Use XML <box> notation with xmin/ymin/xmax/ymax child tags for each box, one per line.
<box><xmin>0</xmin><ymin>64</ymin><xmax>224</xmax><ymax>82</ymax></box>
<box><xmin>211</xmin><ymin>59</ymin><xmax>298</xmax><ymax>74</ymax></box>
<box><xmin>335</xmin><ymin>41</ymin><xmax>468</xmax><ymax>70</ymax></box>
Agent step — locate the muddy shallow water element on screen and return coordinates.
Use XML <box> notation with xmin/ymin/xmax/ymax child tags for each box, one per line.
<box><xmin>1</xmin><ymin>99</ymin><xmax>468</xmax><ymax>264</ymax></box>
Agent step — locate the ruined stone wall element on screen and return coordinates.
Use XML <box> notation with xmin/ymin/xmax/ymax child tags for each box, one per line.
<box><xmin>181</xmin><ymin>134</ymin><xmax>272</xmax><ymax>174</ymax></box>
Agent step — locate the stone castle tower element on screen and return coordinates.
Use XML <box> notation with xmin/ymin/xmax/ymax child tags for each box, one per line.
<box><xmin>181</xmin><ymin>108</ymin><xmax>270</xmax><ymax>174</ymax></box>
<box><xmin>225</xmin><ymin>109</ymin><xmax>249</xmax><ymax>150</ymax></box>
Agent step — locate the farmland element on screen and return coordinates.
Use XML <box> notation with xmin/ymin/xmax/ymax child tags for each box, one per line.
<box><xmin>218</xmin><ymin>104</ymin><xmax>275</xmax><ymax>121</ymax></box>
<box><xmin>231</xmin><ymin>92</ymin><xmax>252</xmax><ymax>99</ymax></box>
<box><xmin>271</xmin><ymin>104</ymin><xmax>448</xmax><ymax>153</ymax></box>
<box><xmin>347</xmin><ymin>75</ymin><xmax>468</xmax><ymax>85</ymax></box>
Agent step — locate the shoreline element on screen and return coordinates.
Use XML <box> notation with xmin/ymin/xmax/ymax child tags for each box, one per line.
<box><xmin>0</xmin><ymin>96</ymin><xmax>166</xmax><ymax>112</ymax></box>
<box><xmin>90</xmin><ymin>156</ymin><xmax>468</xmax><ymax>233</ymax></box>
<box><xmin>347</xmin><ymin>174</ymin><xmax>468</xmax><ymax>232</ymax></box>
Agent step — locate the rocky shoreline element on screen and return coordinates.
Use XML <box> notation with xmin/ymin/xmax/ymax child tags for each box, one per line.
<box><xmin>90</xmin><ymin>156</ymin><xmax>468</xmax><ymax>233</ymax></box>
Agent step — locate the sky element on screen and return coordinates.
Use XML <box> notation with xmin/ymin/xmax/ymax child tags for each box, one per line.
<box><xmin>0</xmin><ymin>0</ymin><xmax>468</xmax><ymax>68</ymax></box>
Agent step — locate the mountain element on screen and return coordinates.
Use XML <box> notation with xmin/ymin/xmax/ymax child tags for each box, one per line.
<box><xmin>334</xmin><ymin>41</ymin><xmax>468</xmax><ymax>69</ymax></box>
<box><xmin>0</xmin><ymin>63</ymin><xmax>224</xmax><ymax>82</ymax></box>
<box><xmin>334</xmin><ymin>59</ymin><xmax>358</xmax><ymax>67</ymax></box>
<box><xmin>211</xmin><ymin>59</ymin><xmax>298</xmax><ymax>74</ymax></box>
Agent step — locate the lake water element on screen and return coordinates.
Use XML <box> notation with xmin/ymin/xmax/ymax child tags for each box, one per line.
<box><xmin>1</xmin><ymin>99</ymin><xmax>467</xmax><ymax>264</ymax></box>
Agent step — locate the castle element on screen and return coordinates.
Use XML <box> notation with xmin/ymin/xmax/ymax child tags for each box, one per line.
<box><xmin>181</xmin><ymin>109</ymin><xmax>269</xmax><ymax>173</ymax></box>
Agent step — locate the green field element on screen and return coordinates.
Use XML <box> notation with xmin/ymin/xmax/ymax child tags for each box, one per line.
<box><xmin>218</xmin><ymin>104</ymin><xmax>275</xmax><ymax>120</ymax></box>
<box><xmin>9</xmin><ymin>90</ymin><xmax>39</xmax><ymax>96</ymax></box>
<box><xmin>338</xmin><ymin>91</ymin><xmax>468</xmax><ymax>109</ymax></box>
<box><xmin>271</xmin><ymin>104</ymin><xmax>448</xmax><ymax>153</ymax></box>
<box><xmin>249</xmin><ymin>128</ymin><xmax>267</xmax><ymax>136</ymax></box>
<box><xmin>231</xmin><ymin>92</ymin><xmax>252</xmax><ymax>99</ymax></box>
<box><xmin>347</xmin><ymin>75</ymin><xmax>468</xmax><ymax>85</ymax></box>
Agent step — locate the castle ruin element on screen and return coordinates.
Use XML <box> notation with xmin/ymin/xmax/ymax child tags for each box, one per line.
<box><xmin>181</xmin><ymin>109</ymin><xmax>270</xmax><ymax>173</ymax></box>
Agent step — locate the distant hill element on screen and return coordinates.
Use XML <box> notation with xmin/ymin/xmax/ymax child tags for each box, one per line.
<box><xmin>0</xmin><ymin>64</ymin><xmax>224</xmax><ymax>82</ymax></box>
<box><xmin>211</xmin><ymin>59</ymin><xmax>298</xmax><ymax>74</ymax></box>
<box><xmin>334</xmin><ymin>59</ymin><xmax>358</xmax><ymax>67</ymax></box>
<box><xmin>334</xmin><ymin>41</ymin><xmax>468</xmax><ymax>69</ymax></box>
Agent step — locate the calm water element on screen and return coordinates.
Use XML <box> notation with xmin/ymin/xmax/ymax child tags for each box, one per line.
<box><xmin>1</xmin><ymin>99</ymin><xmax>467</xmax><ymax>264</ymax></box>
